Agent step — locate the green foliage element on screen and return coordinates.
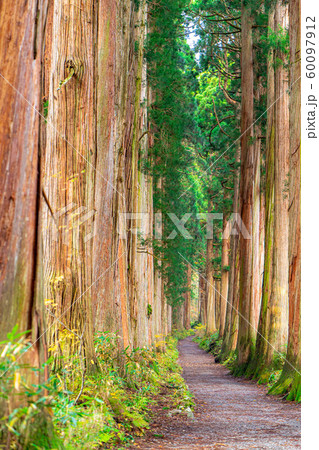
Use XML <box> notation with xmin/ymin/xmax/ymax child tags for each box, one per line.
<box><xmin>134</xmin><ymin>40</ymin><xmax>139</xmax><ymax>55</ymax></box>
<box><xmin>133</xmin><ymin>0</ymin><xmax>141</xmax><ymax>11</ymax></box>
<box><xmin>43</xmin><ymin>98</ymin><xmax>49</xmax><ymax>118</ymax></box>
<box><xmin>0</xmin><ymin>326</ymin><xmax>63</xmax><ymax>448</ymax></box>
<box><xmin>268</xmin><ymin>362</ymin><xmax>301</xmax><ymax>402</ymax></box>
<box><xmin>194</xmin><ymin>332</ymin><xmax>222</xmax><ymax>359</ymax></box>
<box><xmin>254</xmin><ymin>351</ymin><xmax>286</xmax><ymax>388</ymax></box>
<box><xmin>190</xmin><ymin>319</ymin><xmax>201</xmax><ymax>329</ymax></box>
<box><xmin>0</xmin><ymin>329</ymin><xmax>193</xmax><ymax>448</ymax></box>
<box><xmin>184</xmin><ymin>0</ymin><xmax>244</xmax><ymax>298</ymax></box>
<box><xmin>147</xmin><ymin>304</ymin><xmax>153</xmax><ymax>319</ymax></box>
<box><xmin>172</xmin><ymin>328</ymin><xmax>195</xmax><ymax>341</ymax></box>
<box><xmin>221</xmin><ymin>351</ymin><xmax>237</xmax><ymax>369</ymax></box>
<box><xmin>260</xmin><ymin>25</ymin><xmax>290</xmax><ymax>68</ymax></box>
<box><xmin>146</xmin><ymin>0</ymin><xmax>206</xmax><ymax>310</ymax></box>
<box><xmin>61</xmin><ymin>334</ymin><xmax>194</xmax><ymax>447</ymax></box>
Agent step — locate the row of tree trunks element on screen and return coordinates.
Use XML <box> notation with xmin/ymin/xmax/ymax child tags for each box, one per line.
<box><xmin>0</xmin><ymin>0</ymin><xmax>170</xmax><ymax>372</ymax></box>
<box><xmin>171</xmin><ymin>263</ymin><xmax>192</xmax><ymax>331</ymax></box>
<box><xmin>40</xmin><ymin>0</ymin><xmax>165</xmax><ymax>360</ymax></box>
<box><xmin>208</xmin><ymin>0</ymin><xmax>300</xmax><ymax>397</ymax></box>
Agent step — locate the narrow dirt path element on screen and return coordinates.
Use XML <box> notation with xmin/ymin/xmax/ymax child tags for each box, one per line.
<box><xmin>136</xmin><ymin>336</ymin><xmax>301</xmax><ymax>449</ymax></box>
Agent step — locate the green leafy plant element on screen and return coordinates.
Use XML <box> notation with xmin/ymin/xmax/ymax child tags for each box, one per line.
<box><xmin>43</xmin><ymin>98</ymin><xmax>49</xmax><ymax>118</ymax></box>
<box><xmin>0</xmin><ymin>327</ymin><xmax>194</xmax><ymax>449</ymax></box>
<box><xmin>260</xmin><ymin>25</ymin><xmax>290</xmax><ymax>68</ymax></box>
<box><xmin>0</xmin><ymin>326</ymin><xmax>63</xmax><ymax>449</ymax></box>
<box><xmin>147</xmin><ymin>304</ymin><xmax>153</xmax><ymax>319</ymax></box>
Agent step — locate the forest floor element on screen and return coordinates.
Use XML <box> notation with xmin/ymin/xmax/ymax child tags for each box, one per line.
<box><xmin>131</xmin><ymin>336</ymin><xmax>301</xmax><ymax>449</ymax></box>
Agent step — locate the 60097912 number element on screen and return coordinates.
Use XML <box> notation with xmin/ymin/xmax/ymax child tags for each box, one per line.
<box><xmin>306</xmin><ymin>16</ymin><xmax>316</xmax><ymax>79</ymax></box>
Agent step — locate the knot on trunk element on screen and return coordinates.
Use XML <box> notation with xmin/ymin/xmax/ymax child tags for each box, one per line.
<box><xmin>57</xmin><ymin>57</ymin><xmax>84</xmax><ymax>91</ymax></box>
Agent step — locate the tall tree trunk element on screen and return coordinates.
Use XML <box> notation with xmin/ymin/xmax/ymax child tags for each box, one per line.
<box><xmin>183</xmin><ymin>264</ymin><xmax>191</xmax><ymax>329</ymax></box>
<box><xmin>229</xmin><ymin>248</ymin><xmax>240</xmax><ymax>352</ymax></box>
<box><xmin>252</xmin><ymin>8</ymin><xmax>276</xmax><ymax>376</ymax></box>
<box><xmin>129</xmin><ymin>3</ymin><xmax>156</xmax><ymax>348</ymax></box>
<box><xmin>38</xmin><ymin>0</ymin><xmax>158</xmax><ymax>365</ymax></box>
<box><xmin>0</xmin><ymin>4</ymin><xmax>60</xmax><ymax>444</ymax></box>
<box><xmin>199</xmin><ymin>275</ymin><xmax>207</xmax><ymax>325</ymax></box>
<box><xmin>167</xmin><ymin>304</ymin><xmax>173</xmax><ymax>334</ymax></box>
<box><xmin>92</xmin><ymin>0</ymin><xmax>132</xmax><ymax>351</ymax></box>
<box><xmin>271</xmin><ymin>0</ymin><xmax>290</xmax><ymax>353</ymax></box>
<box><xmin>220</xmin><ymin>217</ymin><xmax>230</xmax><ymax>337</ymax></box>
<box><xmin>221</xmin><ymin>146</ymin><xmax>240</xmax><ymax>358</ymax></box>
<box><xmin>237</xmin><ymin>2</ymin><xmax>256</xmax><ymax>365</ymax></box>
<box><xmin>173</xmin><ymin>304</ymin><xmax>184</xmax><ymax>331</ymax></box>
<box><xmin>0</xmin><ymin>0</ymin><xmax>47</xmax><ymax>366</ymax></box>
<box><xmin>215</xmin><ymin>278</ymin><xmax>221</xmax><ymax>332</ymax></box>
<box><xmin>252</xmin><ymin>120</ymin><xmax>262</xmax><ymax>331</ymax></box>
<box><xmin>206</xmin><ymin>194</ymin><xmax>217</xmax><ymax>334</ymax></box>
<box><xmin>214</xmin><ymin>233</ymin><xmax>222</xmax><ymax>330</ymax></box>
<box><xmin>270</xmin><ymin>0</ymin><xmax>301</xmax><ymax>400</ymax></box>
<box><xmin>254</xmin><ymin>2</ymin><xmax>289</xmax><ymax>377</ymax></box>
<box><xmin>259</xmin><ymin>190</ymin><xmax>265</xmax><ymax>325</ymax></box>
<box><xmin>40</xmin><ymin>0</ymin><xmax>97</xmax><ymax>367</ymax></box>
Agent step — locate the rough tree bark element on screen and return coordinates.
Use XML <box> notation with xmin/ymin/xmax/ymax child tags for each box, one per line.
<box><xmin>219</xmin><ymin>216</ymin><xmax>230</xmax><ymax>337</ymax></box>
<box><xmin>253</xmin><ymin>2</ymin><xmax>289</xmax><ymax>378</ymax></box>
<box><xmin>215</xmin><ymin>277</ymin><xmax>221</xmax><ymax>331</ymax></box>
<box><xmin>183</xmin><ymin>264</ymin><xmax>191</xmax><ymax>329</ymax></box>
<box><xmin>37</xmin><ymin>0</ymin><xmax>163</xmax><ymax>365</ymax></box>
<box><xmin>270</xmin><ymin>0</ymin><xmax>301</xmax><ymax>400</ymax></box>
<box><xmin>40</xmin><ymin>0</ymin><xmax>98</xmax><ymax>367</ymax></box>
<box><xmin>206</xmin><ymin>194</ymin><xmax>217</xmax><ymax>334</ymax></box>
<box><xmin>0</xmin><ymin>3</ymin><xmax>63</xmax><ymax>445</ymax></box>
<box><xmin>221</xmin><ymin>146</ymin><xmax>240</xmax><ymax>358</ymax></box>
<box><xmin>270</xmin><ymin>0</ymin><xmax>290</xmax><ymax>354</ymax></box>
<box><xmin>173</xmin><ymin>304</ymin><xmax>184</xmax><ymax>331</ymax></box>
<box><xmin>0</xmin><ymin>0</ymin><xmax>47</xmax><ymax>366</ymax></box>
<box><xmin>252</xmin><ymin>8</ymin><xmax>276</xmax><ymax>377</ymax></box>
<box><xmin>199</xmin><ymin>275</ymin><xmax>207</xmax><ymax>325</ymax></box>
<box><xmin>237</xmin><ymin>2</ymin><xmax>257</xmax><ymax>366</ymax></box>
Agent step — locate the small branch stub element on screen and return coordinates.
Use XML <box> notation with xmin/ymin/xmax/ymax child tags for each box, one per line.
<box><xmin>57</xmin><ymin>57</ymin><xmax>83</xmax><ymax>91</ymax></box>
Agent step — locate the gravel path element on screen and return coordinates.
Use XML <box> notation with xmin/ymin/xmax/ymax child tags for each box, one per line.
<box><xmin>136</xmin><ymin>336</ymin><xmax>301</xmax><ymax>449</ymax></box>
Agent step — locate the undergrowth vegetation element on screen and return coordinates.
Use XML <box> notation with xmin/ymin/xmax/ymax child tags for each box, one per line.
<box><xmin>0</xmin><ymin>328</ymin><xmax>194</xmax><ymax>449</ymax></box>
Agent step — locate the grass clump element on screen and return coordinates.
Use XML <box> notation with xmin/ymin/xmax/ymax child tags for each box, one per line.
<box><xmin>193</xmin><ymin>330</ymin><xmax>223</xmax><ymax>361</ymax></box>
